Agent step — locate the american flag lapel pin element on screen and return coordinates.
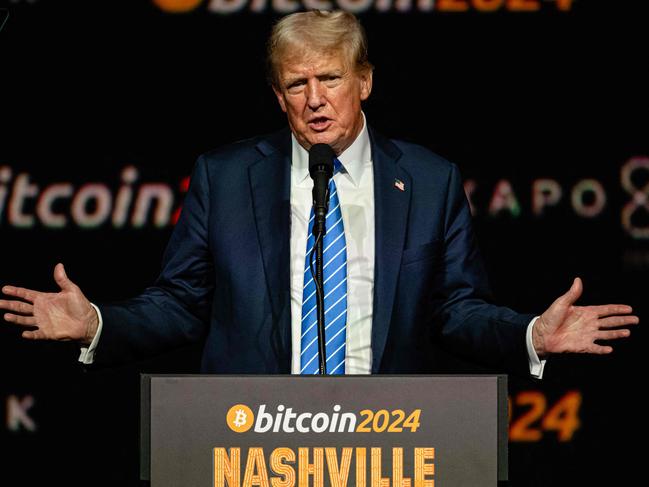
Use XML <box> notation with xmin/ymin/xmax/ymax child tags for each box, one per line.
<box><xmin>394</xmin><ymin>178</ymin><xmax>405</xmax><ymax>191</ymax></box>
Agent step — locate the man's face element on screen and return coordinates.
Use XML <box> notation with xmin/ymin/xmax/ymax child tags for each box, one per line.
<box><xmin>272</xmin><ymin>51</ymin><xmax>372</xmax><ymax>155</ymax></box>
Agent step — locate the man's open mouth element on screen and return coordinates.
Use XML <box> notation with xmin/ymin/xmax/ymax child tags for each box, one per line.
<box><xmin>308</xmin><ymin>117</ymin><xmax>332</xmax><ymax>131</ymax></box>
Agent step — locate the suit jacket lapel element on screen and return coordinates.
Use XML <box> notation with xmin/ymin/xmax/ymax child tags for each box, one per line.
<box><xmin>249</xmin><ymin>129</ymin><xmax>292</xmax><ymax>372</ymax></box>
<box><xmin>369</xmin><ymin>128</ymin><xmax>411</xmax><ymax>373</ymax></box>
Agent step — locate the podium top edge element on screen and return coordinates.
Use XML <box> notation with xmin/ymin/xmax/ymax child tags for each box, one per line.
<box><xmin>141</xmin><ymin>373</ymin><xmax>508</xmax><ymax>378</ymax></box>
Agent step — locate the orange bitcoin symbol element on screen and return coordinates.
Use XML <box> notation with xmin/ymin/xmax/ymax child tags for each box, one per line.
<box><xmin>152</xmin><ymin>0</ymin><xmax>204</xmax><ymax>13</ymax></box>
<box><xmin>226</xmin><ymin>404</ymin><xmax>254</xmax><ymax>433</ymax></box>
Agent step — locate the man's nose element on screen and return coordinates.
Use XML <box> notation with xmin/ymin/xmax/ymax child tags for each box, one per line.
<box><xmin>306</xmin><ymin>79</ymin><xmax>325</xmax><ymax>111</ymax></box>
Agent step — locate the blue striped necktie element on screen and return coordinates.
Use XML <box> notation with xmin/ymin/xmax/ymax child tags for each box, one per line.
<box><xmin>300</xmin><ymin>158</ymin><xmax>347</xmax><ymax>375</ymax></box>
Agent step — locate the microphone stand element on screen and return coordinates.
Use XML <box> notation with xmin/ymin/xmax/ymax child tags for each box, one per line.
<box><xmin>310</xmin><ymin>187</ymin><xmax>330</xmax><ymax>375</ymax></box>
<box><xmin>314</xmin><ymin>230</ymin><xmax>327</xmax><ymax>375</ymax></box>
<box><xmin>308</xmin><ymin>143</ymin><xmax>334</xmax><ymax>375</ymax></box>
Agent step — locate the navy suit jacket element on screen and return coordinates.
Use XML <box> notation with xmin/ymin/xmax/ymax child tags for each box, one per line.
<box><xmin>94</xmin><ymin>127</ymin><xmax>534</xmax><ymax>375</ymax></box>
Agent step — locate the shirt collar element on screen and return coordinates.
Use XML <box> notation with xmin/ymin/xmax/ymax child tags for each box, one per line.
<box><xmin>291</xmin><ymin>112</ymin><xmax>371</xmax><ymax>187</ymax></box>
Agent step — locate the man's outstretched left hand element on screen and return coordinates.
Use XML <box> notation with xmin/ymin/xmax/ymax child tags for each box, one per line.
<box><xmin>533</xmin><ymin>277</ymin><xmax>639</xmax><ymax>357</ymax></box>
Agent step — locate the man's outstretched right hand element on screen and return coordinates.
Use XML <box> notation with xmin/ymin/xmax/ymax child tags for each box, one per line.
<box><xmin>1</xmin><ymin>263</ymin><xmax>98</xmax><ymax>345</ymax></box>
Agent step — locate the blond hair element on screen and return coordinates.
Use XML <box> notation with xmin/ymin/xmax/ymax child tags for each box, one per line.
<box><xmin>267</xmin><ymin>10</ymin><xmax>373</xmax><ymax>87</ymax></box>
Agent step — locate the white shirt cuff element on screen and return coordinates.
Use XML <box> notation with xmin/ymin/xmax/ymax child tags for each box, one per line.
<box><xmin>78</xmin><ymin>303</ymin><xmax>103</xmax><ymax>365</ymax></box>
<box><xmin>526</xmin><ymin>316</ymin><xmax>546</xmax><ymax>379</ymax></box>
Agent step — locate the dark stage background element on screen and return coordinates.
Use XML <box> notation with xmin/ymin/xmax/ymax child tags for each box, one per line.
<box><xmin>1</xmin><ymin>1</ymin><xmax>647</xmax><ymax>485</ymax></box>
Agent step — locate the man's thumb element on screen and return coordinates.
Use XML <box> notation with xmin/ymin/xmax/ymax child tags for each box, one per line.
<box><xmin>561</xmin><ymin>277</ymin><xmax>582</xmax><ymax>305</ymax></box>
<box><xmin>54</xmin><ymin>263</ymin><xmax>74</xmax><ymax>291</ymax></box>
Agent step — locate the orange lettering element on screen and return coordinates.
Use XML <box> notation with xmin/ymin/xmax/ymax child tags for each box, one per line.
<box><xmin>509</xmin><ymin>391</ymin><xmax>546</xmax><ymax>441</ymax></box>
<box><xmin>473</xmin><ymin>0</ymin><xmax>504</xmax><ymax>11</ymax></box>
<box><xmin>215</xmin><ymin>448</ymin><xmax>241</xmax><ymax>487</ymax></box>
<box><xmin>414</xmin><ymin>448</ymin><xmax>435</xmax><ymax>487</ymax></box>
<box><xmin>542</xmin><ymin>391</ymin><xmax>582</xmax><ymax>441</ymax></box>
<box><xmin>326</xmin><ymin>448</ymin><xmax>353</xmax><ymax>487</ymax></box>
<box><xmin>243</xmin><ymin>448</ymin><xmax>270</xmax><ymax>487</ymax></box>
<box><xmin>371</xmin><ymin>448</ymin><xmax>390</xmax><ymax>487</ymax></box>
<box><xmin>393</xmin><ymin>448</ymin><xmax>412</xmax><ymax>487</ymax></box>
<box><xmin>438</xmin><ymin>0</ymin><xmax>469</xmax><ymax>11</ymax></box>
<box><xmin>298</xmin><ymin>448</ymin><xmax>323</xmax><ymax>487</ymax></box>
<box><xmin>555</xmin><ymin>0</ymin><xmax>573</xmax><ymax>10</ymax></box>
<box><xmin>508</xmin><ymin>0</ymin><xmax>540</xmax><ymax>11</ymax></box>
<box><xmin>270</xmin><ymin>448</ymin><xmax>295</xmax><ymax>487</ymax></box>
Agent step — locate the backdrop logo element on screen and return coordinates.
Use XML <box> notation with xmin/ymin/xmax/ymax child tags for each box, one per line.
<box><xmin>461</xmin><ymin>155</ymin><xmax>649</xmax><ymax>240</ymax></box>
<box><xmin>0</xmin><ymin>165</ymin><xmax>190</xmax><ymax>230</ymax></box>
<box><xmin>621</xmin><ymin>157</ymin><xmax>649</xmax><ymax>239</ymax></box>
<box><xmin>226</xmin><ymin>404</ymin><xmax>255</xmax><ymax>433</ymax></box>
<box><xmin>152</xmin><ymin>0</ymin><xmax>574</xmax><ymax>15</ymax></box>
<box><xmin>4</xmin><ymin>157</ymin><xmax>647</xmax><ymax>237</ymax></box>
<box><xmin>226</xmin><ymin>404</ymin><xmax>422</xmax><ymax>433</ymax></box>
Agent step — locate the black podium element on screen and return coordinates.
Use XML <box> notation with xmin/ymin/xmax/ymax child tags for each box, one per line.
<box><xmin>141</xmin><ymin>375</ymin><xmax>508</xmax><ymax>486</ymax></box>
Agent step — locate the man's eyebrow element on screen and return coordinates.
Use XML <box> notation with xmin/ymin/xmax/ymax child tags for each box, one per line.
<box><xmin>318</xmin><ymin>71</ymin><xmax>344</xmax><ymax>79</ymax></box>
<box><xmin>283</xmin><ymin>70</ymin><xmax>345</xmax><ymax>85</ymax></box>
<box><xmin>283</xmin><ymin>76</ymin><xmax>306</xmax><ymax>86</ymax></box>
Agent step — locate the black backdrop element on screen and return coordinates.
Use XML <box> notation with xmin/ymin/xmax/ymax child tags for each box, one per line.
<box><xmin>1</xmin><ymin>1</ymin><xmax>647</xmax><ymax>485</ymax></box>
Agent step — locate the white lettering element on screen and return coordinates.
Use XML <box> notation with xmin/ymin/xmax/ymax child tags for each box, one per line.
<box><xmin>208</xmin><ymin>0</ymin><xmax>248</xmax><ymax>14</ymax></box>
<box><xmin>37</xmin><ymin>183</ymin><xmax>73</xmax><ymax>228</ymax></box>
<box><xmin>132</xmin><ymin>184</ymin><xmax>174</xmax><ymax>228</ymax></box>
<box><xmin>488</xmin><ymin>179</ymin><xmax>520</xmax><ymax>216</ymax></box>
<box><xmin>296</xmin><ymin>412</ymin><xmax>312</xmax><ymax>433</ymax></box>
<box><xmin>8</xmin><ymin>174</ymin><xmax>38</xmax><ymax>228</ymax></box>
<box><xmin>304</xmin><ymin>0</ymin><xmax>333</xmax><ymax>9</ymax></box>
<box><xmin>272</xmin><ymin>0</ymin><xmax>301</xmax><ymax>13</ymax></box>
<box><xmin>113</xmin><ymin>166</ymin><xmax>138</xmax><ymax>227</ymax></box>
<box><xmin>311</xmin><ymin>412</ymin><xmax>330</xmax><ymax>433</ymax></box>
<box><xmin>572</xmin><ymin>179</ymin><xmax>606</xmax><ymax>218</ymax></box>
<box><xmin>6</xmin><ymin>395</ymin><xmax>37</xmax><ymax>433</ymax></box>
<box><xmin>282</xmin><ymin>407</ymin><xmax>297</xmax><ymax>433</ymax></box>
<box><xmin>0</xmin><ymin>166</ymin><xmax>12</xmax><ymax>222</ymax></box>
<box><xmin>72</xmin><ymin>184</ymin><xmax>112</xmax><ymax>228</ymax></box>
<box><xmin>253</xmin><ymin>404</ymin><xmax>356</xmax><ymax>433</ymax></box>
<box><xmin>255</xmin><ymin>404</ymin><xmax>274</xmax><ymax>433</ymax></box>
<box><xmin>339</xmin><ymin>412</ymin><xmax>356</xmax><ymax>432</ymax></box>
<box><xmin>337</xmin><ymin>0</ymin><xmax>374</xmax><ymax>13</ymax></box>
<box><xmin>249</xmin><ymin>0</ymin><xmax>268</xmax><ymax>11</ymax></box>
<box><xmin>532</xmin><ymin>178</ymin><xmax>562</xmax><ymax>215</ymax></box>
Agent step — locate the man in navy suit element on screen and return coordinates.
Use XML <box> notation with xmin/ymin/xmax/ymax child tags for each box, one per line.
<box><xmin>0</xmin><ymin>11</ymin><xmax>638</xmax><ymax>377</ymax></box>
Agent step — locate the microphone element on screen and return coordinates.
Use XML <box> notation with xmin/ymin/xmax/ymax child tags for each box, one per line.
<box><xmin>308</xmin><ymin>143</ymin><xmax>335</xmax><ymax>375</ymax></box>
<box><xmin>309</xmin><ymin>143</ymin><xmax>335</xmax><ymax>237</ymax></box>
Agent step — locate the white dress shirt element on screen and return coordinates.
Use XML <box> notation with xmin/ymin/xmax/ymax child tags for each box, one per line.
<box><xmin>80</xmin><ymin>115</ymin><xmax>545</xmax><ymax>378</ymax></box>
<box><xmin>289</xmin><ymin>117</ymin><xmax>375</xmax><ymax>374</ymax></box>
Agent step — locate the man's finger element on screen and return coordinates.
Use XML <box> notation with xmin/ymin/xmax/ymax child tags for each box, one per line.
<box><xmin>4</xmin><ymin>313</ymin><xmax>37</xmax><ymax>326</ymax></box>
<box><xmin>22</xmin><ymin>330</ymin><xmax>41</xmax><ymax>340</ymax></box>
<box><xmin>54</xmin><ymin>263</ymin><xmax>76</xmax><ymax>292</ymax></box>
<box><xmin>1</xmin><ymin>286</ymin><xmax>38</xmax><ymax>302</ymax></box>
<box><xmin>593</xmin><ymin>304</ymin><xmax>634</xmax><ymax>318</ymax></box>
<box><xmin>0</xmin><ymin>299</ymin><xmax>34</xmax><ymax>315</ymax></box>
<box><xmin>596</xmin><ymin>329</ymin><xmax>631</xmax><ymax>341</ymax></box>
<box><xmin>598</xmin><ymin>315</ymin><xmax>639</xmax><ymax>328</ymax></box>
<box><xmin>588</xmin><ymin>344</ymin><xmax>613</xmax><ymax>354</ymax></box>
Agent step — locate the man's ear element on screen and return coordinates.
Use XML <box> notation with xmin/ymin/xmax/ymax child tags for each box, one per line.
<box><xmin>359</xmin><ymin>69</ymin><xmax>373</xmax><ymax>101</ymax></box>
<box><xmin>273</xmin><ymin>86</ymin><xmax>288</xmax><ymax>113</ymax></box>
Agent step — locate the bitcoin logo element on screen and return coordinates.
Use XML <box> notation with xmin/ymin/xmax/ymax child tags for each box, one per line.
<box><xmin>226</xmin><ymin>404</ymin><xmax>254</xmax><ymax>433</ymax></box>
<box><xmin>152</xmin><ymin>0</ymin><xmax>204</xmax><ymax>13</ymax></box>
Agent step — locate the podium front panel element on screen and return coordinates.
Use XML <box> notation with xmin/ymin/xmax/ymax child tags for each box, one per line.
<box><xmin>144</xmin><ymin>375</ymin><xmax>505</xmax><ymax>486</ymax></box>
